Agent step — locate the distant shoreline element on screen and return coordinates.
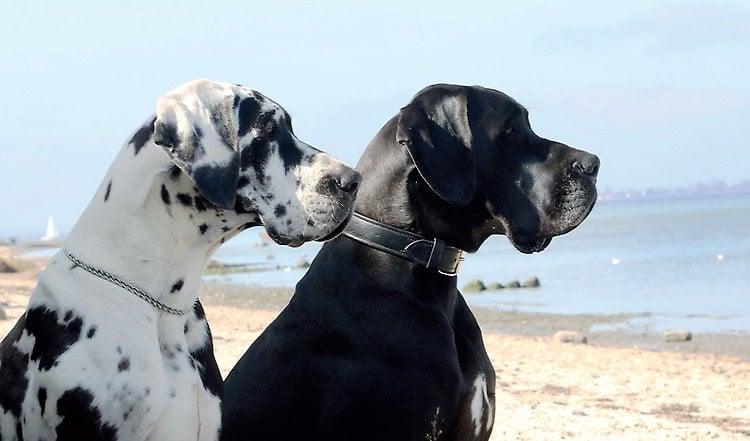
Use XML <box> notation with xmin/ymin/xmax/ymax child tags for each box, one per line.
<box><xmin>597</xmin><ymin>184</ymin><xmax>750</xmax><ymax>202</ymax></box>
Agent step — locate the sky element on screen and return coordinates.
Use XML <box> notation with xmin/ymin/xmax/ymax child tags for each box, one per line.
<box><xmin>1</xmin><ymin>0</ymin><xmax>749</xmax><ymax>236</ymax></box>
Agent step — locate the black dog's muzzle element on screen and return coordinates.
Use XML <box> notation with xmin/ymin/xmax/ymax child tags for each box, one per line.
<box><xmin>342</xmin><ymin>213</ymin><xmax>464</xmax><ymax>276</ymax></box>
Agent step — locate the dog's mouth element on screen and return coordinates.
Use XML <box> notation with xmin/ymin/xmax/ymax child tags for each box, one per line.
<box><xmin>264</xmin><ymin>210</ymin><xmax>354</xmax><ymax>248</ymax></box>
<box><xmin>266</xmin><ymin>232</ymin><xmax>306</xmax><ymax>248</ymax></box>
<box><xmin>545</xmin><ymin>189</ymin><xmax>598</xmax><ymax>238</ymax></box>
<box><xmin>315</xmin><ymin>210</ymin><xmax>354</xmax><ymax>243</ymax></box>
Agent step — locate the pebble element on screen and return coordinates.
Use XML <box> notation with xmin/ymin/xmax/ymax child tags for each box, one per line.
<box><xmin>664</xmin><ymin>329</ymin><xmax>692</xmax><ymax>342</ymax></box>
<box><xmin>553</xmin><ymin>330</ymin><xmax>587</xmax><ymax>344</ymax></box>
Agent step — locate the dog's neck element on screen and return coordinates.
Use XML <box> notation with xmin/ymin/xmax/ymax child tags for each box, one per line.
<box><xmin>355</xmin><ymin>134</ymin><xmax>493</xmax><ymax>253</ymax></box>
<box><xmin>316</xmin><ymin>132</ymin><xmax>466</xmax><ymax>302</ymax></box>
<box><xmin>63</xmin><ymin>140</ymin><xmax>258</xmax><ymax>315</ymax></box>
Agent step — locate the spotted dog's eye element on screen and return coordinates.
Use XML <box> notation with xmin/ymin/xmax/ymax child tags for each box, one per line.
<box><xmin>263</xmin><ymin>121</ymin><xmax>276</xmax><ymax>136</ymax></box>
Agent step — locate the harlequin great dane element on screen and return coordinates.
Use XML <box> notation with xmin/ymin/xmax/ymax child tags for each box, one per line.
<box><xmin>0</xmin><ymin>79</ymin><xmax>360</xmax><ymax>441</ymax></box>
<box><xmin>222</xmin><ymin>84</ymin><xmax>600</xmax><ymax>441</ymax></box>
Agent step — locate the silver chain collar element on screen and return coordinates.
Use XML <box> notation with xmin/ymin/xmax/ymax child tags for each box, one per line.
<box><xmin>64</xmin><ymin>249</ymin><xmax>191</xmax><ymax>316</ymax></box>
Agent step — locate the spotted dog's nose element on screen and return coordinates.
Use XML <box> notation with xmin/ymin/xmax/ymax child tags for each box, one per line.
<box><xmin>571</xmin><ymin>153</ymin><xmax>600</xmax><ymax>180</ymax></box>
<box><xmin>317</xmin><ymin>169</ymin><xmax>362</xmax><ymax>197</ymax></box>
<box><xmin>336</xmin><ymin>169</ymin><xmax>361</xmax><ymax>194</ymax></box>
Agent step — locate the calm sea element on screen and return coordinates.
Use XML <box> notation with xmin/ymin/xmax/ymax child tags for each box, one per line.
<box><xmin>210</xmin><ymin>193</ymin><xmax>750</xmax><ymax>334</ymax></box>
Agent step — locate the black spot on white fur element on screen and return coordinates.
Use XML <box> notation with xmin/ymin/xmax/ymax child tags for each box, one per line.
<box><xmin>130</xmin><ymin>117</ymin><xmax>156</xmax><ymax>156</ymax></box>
<box><xmin>237</xmin><ymin>98</ymin><xmax>263</xmax><ymax>137</ymax></box>
<box><xmin>56</xmin><ymin>387</ymin><xmax>117</xmax><ymax>440</ymax></box>
<box><xmin>245</xmin><ymin>139</ymin><xmax>269</xmax><ymax>180</ymax></box>
<box><xmin>276</xmin><ymin>127</ymin><xmax>303</xmax><ymax>171</ymax></box>
<box><xmin>104</xmin><ymin>181</ymin><xmax>112</xmax><ymax>202</ymax></box>
<box><xmin>170</xmin><ymin>279</ymin><xmax>184</xmax><ymax>293</ymax></box>
<box><xmin>237</xmin><ymin>175</ymin><xmax>250</xmax><ymax>189</ymax></box>
<box><xmin>169</xmin><ymin>165</ymin><xmax>182</xmax><ymax>180</ymax></box>
<box><xmin>38</xmin><ymin>387</ymin><xmax>47</xmax><ymax>416</ymax></box>
<box><xmin>177</xmin><ymin>193</ymin><xmax>193</xmax><ymax>206</ymax></box>
<box><xmin>191</xmin><ymin>160</ymin><xmax>241</xmax><ymax>210</ymax></box>
<box><xmin>188</xmin><ymin>302</ymin><xmax>222</xmax><ymax>397</ymax></box>
<box><xmin>194</xmin><ymin>196</ymin><xmax>208</xmax><ymax>212</ymax></box>
<box><xmin>117</xmin><ymin>357</ymin><xmax>130</xmax><ymax>372</ymax></box>
<box><xmin>274</xmin><ymin>204</ymin><xmax>286</xmax><ymax>217</ymax></box>
<box><xmin>153</xmin><ymin>120</ymin><xmax>178</xmax><ymax>150</ymax></box>
<box><xmin>161</xmin><ymin>184</ymin><xmax>171</xmax><ymax>205</ymax></box>
<box><xmin>25</xmin><ymin>306</ymin><xmax>83</xmax><ymax>371</ymax></box>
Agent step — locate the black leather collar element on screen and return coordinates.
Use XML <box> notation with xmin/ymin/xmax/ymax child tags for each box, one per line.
<box><xmin>342</xmin><ymin>213</ymin><xmax>464</xmax><ymax>276</ymax></box>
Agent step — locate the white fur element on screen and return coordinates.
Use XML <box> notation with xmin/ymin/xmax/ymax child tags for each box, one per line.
<box><xmin>470</xmin><ymin>373</ymin><xmax>494</xmax><ymax>438</ymax></box>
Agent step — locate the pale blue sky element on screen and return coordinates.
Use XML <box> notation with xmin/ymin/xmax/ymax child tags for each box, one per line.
<box><xmin>1</xmin><ymin>1</ymin><xmax>749</xmax><ymax>235</ymax></box>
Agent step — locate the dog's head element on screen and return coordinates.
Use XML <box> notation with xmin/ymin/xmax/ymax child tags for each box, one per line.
<box><xmin>360</xmin><ymin>84</ymin><xmax>598</xmax><ymax>254</ymax></box>
<box><xmin>152</xmin><ymin>79</ymin><xmax>360</xmax><ymax>246</ymax></box>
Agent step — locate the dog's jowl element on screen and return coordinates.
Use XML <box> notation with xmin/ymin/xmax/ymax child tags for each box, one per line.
<box><xmin>222</xmin><ymin>84</ymin><xmax>599</xmax><ymax>441</ymax></box>
<box><xmin>0</xmin><ymin>79</ymin><xmax>359</xmax><ymax>441</ymax></box>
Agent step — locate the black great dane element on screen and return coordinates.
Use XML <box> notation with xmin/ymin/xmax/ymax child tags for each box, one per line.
<box><xmin>221</xmin><ymin>84</ymin><xmax>600</xmax><ymax>441</ymax></box>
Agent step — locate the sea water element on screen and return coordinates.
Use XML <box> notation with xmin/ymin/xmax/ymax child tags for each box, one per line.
<box><xmin>210</xmin><ymin>193</ymin><xmax>750</xmax><ymax>334</ymax></box>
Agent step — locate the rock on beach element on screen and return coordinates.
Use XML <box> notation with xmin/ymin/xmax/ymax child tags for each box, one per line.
<box><xmin>463</xmin><ymin>279</ymin><xmax>486</xmax><ymax>292</ymax></box>
<box><xmin>664</xmin><ymin>329</ymin><xmax>692</xmax><ymax>342</ymax></box>
<box><xmin>553</xmin><ymin>330</ymin><xmax>588</xmax><ymax>344</ymax></box>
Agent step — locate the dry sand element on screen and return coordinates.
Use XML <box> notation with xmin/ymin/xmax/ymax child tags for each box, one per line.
<box><xmin>1</xmin><ymin>247</ymin><xmax>749</xmax><ymax>440</ymax></box>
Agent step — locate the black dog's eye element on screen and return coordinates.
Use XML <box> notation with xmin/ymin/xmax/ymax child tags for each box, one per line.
<box><xmin>503</xmin><ymin>126</ymin><xmax>515</xmax><ymax>135</ymax></box>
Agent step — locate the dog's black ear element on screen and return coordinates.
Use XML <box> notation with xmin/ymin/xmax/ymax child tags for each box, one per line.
<box><xmin>154</xmin><ymin>80</ymin><xmax>240</xmax><ymax>210</ymax></box>
<box><xmin>395</xmin><ymin>86</ymin><xmax>476</xmax><ymax>206</ymax></box>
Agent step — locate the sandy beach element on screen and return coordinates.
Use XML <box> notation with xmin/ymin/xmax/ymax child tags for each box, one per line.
<box><xmin>1</xmin><ymin>246</ymin><xmax>749</xmax><ymax>440</ymax></box>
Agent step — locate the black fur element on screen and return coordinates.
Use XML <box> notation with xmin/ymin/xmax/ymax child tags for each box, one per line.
<box><xmin>0</xmin><ymin>319</ymin><xmax>29</xmax><ymax>418</ymax></box>
<box><xmin>56</xmin><ymin>387</ymin><xmax>117</xmax><ymax>441</ymax></box>
<box><xmin>104</xmin><ymin>181</ymin><xmax>112</xmax><ymax>202</ymax></box>
<box><xmin>189</xmin><ymin>303</ymin><xmax>222</xmax><ymax>398</ymax></box>
<box><xmin>130</xmin><ymin>117</ymin><xmax>156</xmax><ymax>156</ymax></box>
<box><xmin>26</xmin><ymin>306</ymin><xmax>83</xmax><ymax>371</ymax></box>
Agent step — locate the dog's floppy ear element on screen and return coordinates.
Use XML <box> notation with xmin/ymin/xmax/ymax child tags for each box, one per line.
<box><xmin>154</xmin><ymin>80</ymin><xmax>240</xmax><ymax>210</ymax></box>
<box><xmin>395</xmin><ymin>86</ymin><xmax>476</xmax><ymax>206</ymax></box>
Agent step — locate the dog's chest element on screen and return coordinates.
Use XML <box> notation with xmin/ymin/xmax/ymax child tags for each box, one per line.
<box><xmin>7</xmin><ymin>296</ymin><xmax>220</xmax><ymax>441</ymax></box>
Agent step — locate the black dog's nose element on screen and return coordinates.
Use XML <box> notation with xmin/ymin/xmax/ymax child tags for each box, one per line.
<box><xmin>571</xmin><ymin>154</ymin><xmax>600</xmax><ymax>178</ymax></box>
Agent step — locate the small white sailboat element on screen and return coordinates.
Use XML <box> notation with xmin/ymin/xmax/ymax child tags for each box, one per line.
<box><xmin>40</xmin><ymin>216</ymin><xmax>60</xmax><ymax>242</ymax></box>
